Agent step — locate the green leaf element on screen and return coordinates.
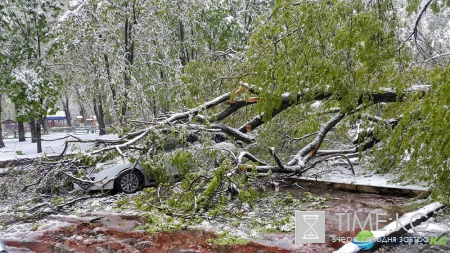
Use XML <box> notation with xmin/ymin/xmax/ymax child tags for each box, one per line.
<box><xmin>430</xmin><ymin>1</ymin><xmax>440</xmax><ymax>14</ymax></box>
<box><xmin>406</xmin><ymin>0</ymin><xmax>421</xmax><ymax>14</ymax></box>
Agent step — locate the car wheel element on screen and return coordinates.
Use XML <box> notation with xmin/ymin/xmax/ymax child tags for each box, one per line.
<box><xmin>114</xmin><ymin>169</ymin><xmax>145</xmax><ymax>194</ymax></box>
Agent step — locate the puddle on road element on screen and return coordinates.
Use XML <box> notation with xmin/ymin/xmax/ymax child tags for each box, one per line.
<box><xmin>2</xmin><ymin>190</ymin><xmax>410</xmax><ymax>253</ymax></box>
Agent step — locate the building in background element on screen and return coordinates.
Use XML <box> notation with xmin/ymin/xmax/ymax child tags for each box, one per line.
<box><xmin>46</xmin><ymin>111</ymin><xmax>67</xmax><ymax>127</ymax></box>
<box><xmin>85</xmin><ymin>116</ymin><xmax>97</xmax><ymax>126</ymax></box>
<box><xmin>0</xmin><ymin>119</ymin><xmax>18</xmax><ymax>133</ymax></box>
<box><xmin>75</xmin><ymin>115</ymin><xmax>97</xmax><ymax>127</ymax></box>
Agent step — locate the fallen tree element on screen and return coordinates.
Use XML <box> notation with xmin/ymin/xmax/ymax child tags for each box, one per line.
<box><xmin>57</xmin><ymin>83</ymin><xmax>428</xmax><ymax>171</ymax></box>
<box><xmin>0</xmin><ymin>83</ymin><xmax>430</xmax><ymax>225</ymax></box>
<box><xmin>11</xmin><ymin>84</ymin><xmax>424</xmax><ymax>196</ymax></box>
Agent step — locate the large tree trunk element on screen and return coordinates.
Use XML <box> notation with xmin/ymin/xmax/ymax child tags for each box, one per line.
<box><xmin>179</xmin><ymin>20</ymin><xmax>188</xmax><ymax>66</ymax></box>
<box><xmin>104</xmin><ymin>54</ymin><xmax>117</xmax><ymax>125</ymax></box>
<box><xmin>29</xmin><ymin>118</ymin><xmax>37</xmax><ymax>143</ymax></box>
<box><xmin>41</xmin><ymin>116</ymin><xmax>48</xmax><ymax>135</ymax></box>
<box><xmin>79</xmin><ymin>105</ymin><xmax>86</xmax><ymax>126</ymax></box>
<box><xmin>103</xmin><ymin>53</ymin><xmax>116</xmax><ymax>126</ymax></box>
<box><xmin>35</xmin><ymin>118</ymin><xmax>42</xmax><ymax>153</ymax></box>
<box><xmin>93</xmin><ymin>96</ymin><xmax>107</xmax><ymax>135</ymax></box>
<box><xmin>0</xmin><ymin>94</ymin><xmax>5</xmax><ymax>148</ymax></box>
<box><xmin>121</xmin><ymin>12</ymin><xmax>135</xmax><ymax>125</ymax></box>
<box><xmin>17</xmin><ymin>121</ymin><xmax>25</xmax><ymax>142</ymax></box>
<box><xmin>0</xmin><ymin>130</ymin><xmax>3</xmax><ymax>148</ymax></box>
<box><xmin>17</xmin><ymin>120</ymin><xmax>26</xmax><ymax>142</ymax></box>
<box><xmin>62</xmin><ymin>96</ymin><xmax>72</xmax><ymax>127</ymax></box>
<box><xmin>15</xmin><ymin>104</ymin><xmax>26</xmax><ymax>142</ymax></box>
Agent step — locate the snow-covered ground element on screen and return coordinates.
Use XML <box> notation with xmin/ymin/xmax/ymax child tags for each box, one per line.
<box><xmin>294</xmin><ymin>154</ymin><xmax>429</xmax><ymax>192</ymax></box>
<box><xmin>300</xmin><ymin>162</ymin><xmax>428</xmax><ymax>191</ymax></box>
<box><xmin>0</xmin><ymin>132</ymin><xmax>118</xmax><ymax>161</ymax></box>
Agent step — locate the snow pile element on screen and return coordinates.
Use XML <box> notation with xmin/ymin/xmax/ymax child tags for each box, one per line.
<box><xmin>0</xmin><ymin>215</ymin><xmax>89</xmax><ymax>242</ymax></box>
<box><xmin>299</xmin><ymin>152</ymin><xmax>428</xmax><ymax>191</ymax></box>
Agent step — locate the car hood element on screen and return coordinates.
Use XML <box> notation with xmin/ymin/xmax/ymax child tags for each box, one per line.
<box><xmin>85</xmin><ymin>158</ymin><xmax>139</xmax><ymax>187</ymax></box>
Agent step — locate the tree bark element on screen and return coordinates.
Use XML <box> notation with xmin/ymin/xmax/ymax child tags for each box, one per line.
<box><xmin>41</xmin><ymin>115</ymin><xmax>48</xmax><ymax>134</ymax></box>
<box><xmin>121</xmin><ymin>16</ymin><xmax>134</xmax><ymax>124</ymax></box>
<box><xmin>36</xmin><ymin>117</ymin><xmax>42</xmax><ymax>153</ymax></box>
<box><xmin>179</xmin><ymin>20</ymin><xmax>188</xmax><ymax>66</ymax></box>
<box><xmin>15</xmin><ymin>104</ymin><xmax>26</xmax><ymax>142</ymax></box>
<box><xmin>104</xmin><ymin>54</ymin><xmax>117</xmax><ymax>121</ymax></box>
<box><xmin>18</xmin><ymin>121</ymin><xmax>25</xmax><ymax>142</ymax></box>
<box><xmin>97</xmin><ymin>98</ymin><xmax>106</xmax><ymax>135</ymax></box>
<box><xmin>79</xmin><ymin>105</ymin><xmax>86</xmax><ymax>126</ymax></box>
<box><xmin>93</xmin><ymin>96</ymin><xmax>107</xmax><ymax>135</ymax></box>
<box><xmin>30</xmin><ymin>118</ymin><xmax>37</xmax><ymax>143</ymax></box>
<box><xmin>288</xmin><ymin>112</ymin><xmax>346</xmax><ymax>166</ymax></box>
<box><xmin>236</xmin><ymin>86</ymin><xmax>429</xmax><ymax>134</ymax></box>
<box><xmin>62</xmin><ymin>96</ymin><xmax>72</xmax><ymax>127</ymax></box>
<box><xmin>0</xmin><ymin>94</ymin><xmax>5</xmax><ymax>148</ymax></box>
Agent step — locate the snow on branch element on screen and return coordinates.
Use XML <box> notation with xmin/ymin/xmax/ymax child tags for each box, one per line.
<box><xmin>87</xmin><ymin>92</ymin><xmax>235</xmax><ymax>155</ymax></box>
<box><xmin>288</xmin><ymin>112</ymin><xmax>346</xmax><ymax>166</ymax></box>
<box><xmin>238</xmin><ymin>85</ymin><xmax>430</xmax><ymax>134</ymax></box>
<box><xmin>317</xmin><ymin>117</ymin><xmax>400</xmax><ymax>156</ymax></box>
<box><xmin>209</xmin><ymin>123</ymin><xmax>256</xmax><ymax>143</ymax></box>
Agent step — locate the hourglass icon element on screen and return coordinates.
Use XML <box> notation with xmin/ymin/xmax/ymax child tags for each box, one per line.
<box><xmin>302</xmin><ymin>215</ymin><xmax>319</xmax><ymax>239</ymax></box>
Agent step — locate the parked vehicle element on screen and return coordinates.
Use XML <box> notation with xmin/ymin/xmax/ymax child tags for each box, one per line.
<box><xmin>0</xmin><ymin>239</ymin><xmax>8</xmax><ymax>253</ymax></box>
<box><xmin>79</xmin><ymin>154</ymin><xmax>179</xmax><ymax>194</ymax></box>
<box><xmin>78</xmin><ymin>140</ymin><xmax>241</xmax><ymax>194</ymax></box>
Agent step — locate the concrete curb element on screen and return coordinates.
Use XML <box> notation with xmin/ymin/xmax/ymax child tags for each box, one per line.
<box><xmin>284</xmin><ymin>178</ymin><xmax>428</xmax><ymax>198</ymax></box>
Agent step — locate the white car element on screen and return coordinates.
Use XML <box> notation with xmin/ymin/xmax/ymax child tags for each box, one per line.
<box><xmin>0</xmin><ymin>239</ymin><xmax>7</xmax><ymax>253</ymax></box>
<box><xmin>80</xmin><ymin>155</ymin><xmax>179</xmax><ymax>194</ymax></box>
<box><xmin>79</xmin><ymin>141</ymin><xmax>241</xmax><ymax>194</ymax></box>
